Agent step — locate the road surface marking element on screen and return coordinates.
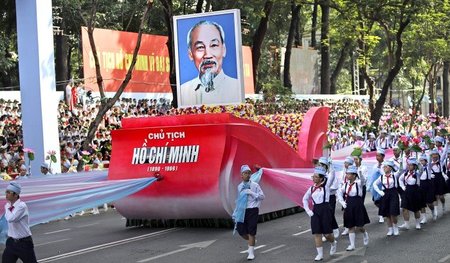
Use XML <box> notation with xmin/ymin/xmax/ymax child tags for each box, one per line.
<box><xmin>439</xmin><ymin>254</ymin><xmax>450</xmax><ymax>262</ymax></box>
<box><xmin>44</xmin><ymin>228</ymin><xmax>71</xmax><ymax>235</ymax></box>
<box><xmin>293</xmin><ymin>229</ymin><xmax>311</xmax><ymax>236</ymax></box>
<box><xmin>35</xmin><ymin>239</ymin><xmax>70</xmax><ymax>247</ymax></box>
<box><xmin>261</xmin><ymin>244</ymin><xmax>286</xmax><ymax>254</ymax></box>
<box><xmin>240</xmin><ymin>245</ymin><xmax>266</xmax><ymax>253</ymax></box>
<box><xmin>38</xmin><ymin>228</ymin><xmax>182</xmax><ymax>262</ymax></box>
<box><xmin>76</xmin><ymin>223</ymin><xmax>100</xmax><ymax>228</ymax></box>
<box><xmin>328</xmin><ymin>247</ymin><xmax>365</xmax><ymax>263</ymax></box>
<box><xmin>137</xmin><ymin>240</ymin><xmax>216</xmax><ymax>262</ymax></box>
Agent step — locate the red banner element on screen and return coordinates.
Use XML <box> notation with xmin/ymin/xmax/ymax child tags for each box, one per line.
<box><xmin>81</xmin><ymin>27</ymin><xmax>254</xmax><ymax>94</ymax></box>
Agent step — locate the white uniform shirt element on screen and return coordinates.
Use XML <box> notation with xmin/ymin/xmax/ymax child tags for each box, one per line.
<box><xmin>237</xmin><ymin>181</ymin><xmax>265</xmax><ymax>209</ymax></box>
<box><xmin>399</xmin><ymin>170</ymin><xmax>420</xmax><ymax>188</ymax></box>
<box><xmin>302</xmin><ymin>182</ymin><xmax>330</xmax><ymax>213</ymax></box>
<box><xmin>4</xmin><ymin>199</ymin><xmax>32</xmax><ymax>239</ymax></box>
<box><xmin>337</xmin><ymin>180</ymin><xmax>363</xmax><ymax>203</ymax></box>
<box><xmin>373</xmin><ymin>172</ymin><xmax>397</xmax><ymax>194</ymax></box>
<box><xmin>419</xmin><ymin>166</ymin><xmax>433</xmax><ymax>180</ymax></box>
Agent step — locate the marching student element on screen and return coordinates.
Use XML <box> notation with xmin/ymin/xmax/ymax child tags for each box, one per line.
<box><xmin>445</xmin><ymin>149</ymin><xmax>450</xmax><ymax>195</ymax></box>
<box><xmin>337</xmin><ymin>165</ymin><xmax>370</xmax><ymax>251</ymax></box>
<box><xmin>375</xmin><ymin>130</ymin><xmax>390</xmax><ymax>150</ymax></box>
<box><xmin>340</xmin><ymin>156</ymin><xmax>355</xmax><ymax>236</ymax></box>
<box><xmin>398</xmin><ymin>158</ymin><xmax>422</xmax><ymax>230</ymax></box>
<box><xmin>235</xmin><ymin>165</ymin><xmax>265</xmax><ymax>260</ymax></box>
<box><xmin>302</xmin><ymin>166</ymin><xmax>338</xmax><ymax>261</ymax></box>
<box><xmin>429</xmin><ymin>149</ymin><xmax>447</xmax><ymax>216</ymax></box>
<box><xmin>418</xmin><ymin>154</ymin><xmax>437</xmax><ymax>222</ymax></box>
<box><xmin>373</xmin><ymin>160</ymin><xmax>401</xmax><ymax>236</ymax></box>
<box><xmin>354</xmin><ymin>155</ymin><xmax>368</xmax><ymax>200</ymax></box>
<box><xmin>317</xmin><ymin>157</ymin><xmax>340</xmax><ymax>238</ymax></box>
<box><xmin>367</xmin><ymin>148</ymin><xmax>386</xmax><ymax>223</ymax></box>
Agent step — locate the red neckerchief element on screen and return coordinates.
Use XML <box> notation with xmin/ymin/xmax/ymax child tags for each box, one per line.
<box><xmin>8</xmin><ymin>206</ymin><xmax>14</xmax><ymax>212</ymax></box>
<box><xmin>346</xmin><ymin>181</ymin><xmax>355</xmax><ymax>200</ymax></box>
<box><xmin>385</xmin><ymin>172</ymin><xmax>392</xmax><ymax>188</ymax></box>
<box><xmin>406</xmin><ymin>170</ymin><xmax>415</xmax><ymax>182</ymax></box>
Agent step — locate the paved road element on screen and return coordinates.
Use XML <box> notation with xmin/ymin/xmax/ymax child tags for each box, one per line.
<box><xmin>3</xmin><ymin>199</ymin><xmax>450</xmax><ymax>263</ymax></box>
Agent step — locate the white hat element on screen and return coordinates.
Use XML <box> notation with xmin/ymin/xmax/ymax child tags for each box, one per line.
<box><xmin>376</xmin><ymin>148</ymin><xmax>385</xmax><ymax>155</ymax></box>
<box><xmin>6</xmin><ymin>182</ymin><xmax>21</xmax><ymax>194</ymax></box>
<box><xmin>240</xmin><ymin>165</ymin><xmax>251</xmax><ymax>173</ymax></box>
<box><xmin>41</xmin><ymin>162</ymin><xmax>50</xmax><ymax>169</ymax></box>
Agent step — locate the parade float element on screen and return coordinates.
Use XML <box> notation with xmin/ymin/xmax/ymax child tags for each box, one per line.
<box><xmin>108</xmin><ymin>105</ymin><xmax>330</xmax><ymax>227</ymax></box>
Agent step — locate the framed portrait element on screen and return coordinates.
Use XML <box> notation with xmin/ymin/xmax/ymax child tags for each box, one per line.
<box><xmin>173</xmin><ymin>9</ymin><xmax>244</xmax><ymax>107</ymax></box>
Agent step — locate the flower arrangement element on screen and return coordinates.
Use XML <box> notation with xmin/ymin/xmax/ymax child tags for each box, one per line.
<box><xmin>23</xmin><ymin>148</ymin><xmax>34</xmax><ymax>176</ymax></box>
<box><xmin>46</xmin><ymin>150</ymin><xmax>57</xmax><ymax>171</ymax></box>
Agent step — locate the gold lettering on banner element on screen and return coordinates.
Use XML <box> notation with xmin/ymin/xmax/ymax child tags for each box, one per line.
<box><xmin>244</xmin><ymin>64</ymin><xmax>251</xmax><ymax>77</ymax></box>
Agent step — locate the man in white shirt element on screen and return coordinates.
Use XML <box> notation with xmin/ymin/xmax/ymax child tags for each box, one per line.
<box><xmin>3</xmin><ymin>182</ymin><xmax>37</xmax><ymax>263</ymax></box>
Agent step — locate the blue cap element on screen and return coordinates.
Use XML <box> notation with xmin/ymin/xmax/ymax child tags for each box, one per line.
<box><xmin>430</xmin><ymin>149</ymin><xmax>440</xmax><ymax>156</ymax></box>
<box><xmin>314</xmin><ymin>166</ymin><xmax>327</xmax><ymax>176</ymax></box>
<box><xmin>382</xmin><ymin>160</ymin><xmax>397</xmax><ymax>172</ymax></box>
<box><xmin>435</xmin><ymin>136</ymin><xmax>445</xmax><ymax>144</ymax></box>
<box><xmin>318</xmin><ymin>157</ymin><xmax>329</xmax><ymax>166</ymax></box>
<box><xmin>419</xmin><ymin>154</ymin><xmax>428</xmax><ymax>162</ymax></box>
<box><xmin>346</xmin><ymin>165</ymin><xmax>358</xmax><ymax>174</ymax></box>
<box><xmin>344</xmin><ymin>156</ymin><xmax>354</xmax><ymax>165</ymax></box>
<box><xmin>6</xmin><ymin>181</ymin><xmax>21</xmax><ymax>195</ymax></box>
<box><xmin>240</xmin><ymin>165</ymin><xmax>251</xmax><ymax>173</ymax></box>
<box><xmin>408</xmin><ymin>158</ymin><xmax>418</xmax><ymax>166</ymax></box>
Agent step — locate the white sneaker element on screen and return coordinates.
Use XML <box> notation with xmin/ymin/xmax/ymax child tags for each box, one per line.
<box><xmin>363</xmin><ymin>232</ymin><xmax>369</xmax><ymax>246</ymax></box>
<box><xmin>247</xmin><ymin>246</ymin><xmax>255</xmax><ymax>260</ymax></box>
<box><xmin>314</xmin><ymin>255</ymin><xmax>323</xmax><ymax>261</ymax></box>
<box><xmin>330</xmin><ymin>240</ymin><xmax>337</xmax><ymax>256</ymax></box>
<box><xmin>322</xmin><ymin>236</ymin><xmax>327</xmax><ymax>242</ymax></box>
<box><xmin>393</xmin><ymin>227</ymin><xmax>399</xmax><ymax>236</ymax></box>
<box><xmin>103</xmin><ymin>203</ymin><xmax>109</xmax><ymax>211</ymax></box>
<box><xmin>433</xmin><ymin>210</ymin><xmax>438</xmax><ymax>221</ymax></box>
<box><xmin>379</xmin><ymin>216</ymin><xmax>385</xmax><ymax>223</ymax></box>
<box><xmin>346</xmin><ymin>245</ymin><xmax>355</xmax><ymax>251</ymax></box>
<box><xmin>247</xmin><ymin>253</ymin><xmax>255</xmax><ymax>260</ymax></box>
<box><xmin>78</xmin><ymin>210</ymin><xmax>85</xmax><ymax>216</ymax></box>
<box><xmin>386</xmin><ymin>227</ymin><xmax>393</xmax><ymax>236</ymax></box>
<box><xmin>341</xmin><ymin>228</ymin><xmax>349</xmax><ymax>236</ymax></box>
<box><xmin>398</xmin><ymin>223</ymin><xmax>409</xmax><ymax>230</ymax></box>
<box><xmin>420</xmin><ymin>216</ymin><xmax>427</xmax><ymax>224</ymax></box>
<box><xmin>415</xmin><ymin>222</ymin><xmax>421</xmax><ymax>230</ymax></box>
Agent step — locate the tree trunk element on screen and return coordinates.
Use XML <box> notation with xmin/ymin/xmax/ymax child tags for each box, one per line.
<box><xmin>443</xmin><ymin>61</ymin><xmax>449</xmax><ymax>117</ymax></box>
<box><xmin>81</xmin><ymin>1</ymin><xmax>154</xmax><ymax>157</ymax></box>
<box><xmin>283</xmin><ymin>1</ymin><xmax>301</xmax><ymax>90</ymax></box>
<box><xmin>311</xmin><ymin>0</ymin><xmax>318</xmax><ymax>48</ymax></box>
<box><xmin>370</xmin><ymin>17</ymin><xmax>411</xmax><ymax>126</ymax></box>
<box><xmin>330</xmin><ymin>41</ymin><xmax>351</xmax><ymax>94</ymax></box>
<box><xmin>319</xmin><ymin>0</ymin><xmax>330</xmax><ymax>94</ymax></box>
<box><xmin>55</xmin><ymin>34</ymin><xmax>69</xmax><ymax>92</ymax></box>
<box><xmin>196</xmin><ymin>0</ymin><xmax>204</xmax><ymax>13</ymax></box>
<box><xmin>160</xmin><ymin>0</ymin><xmax>178</xmax><ymax>108</ymax></box>
<box><xmin>252</xmin><ymin>0</ymin><xmax>274</xmax><ymax>94</ymax></box>
<box><xmin>429</xmin><ymin>72</ymin><xmax>435</xmax><ymax>114</ymax></box>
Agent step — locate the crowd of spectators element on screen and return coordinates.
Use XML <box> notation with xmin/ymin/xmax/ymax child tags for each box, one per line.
<box><xmin>0</xmin><ymin>94</ymin><xmax>448</xmax><ymax>180</ymax></box>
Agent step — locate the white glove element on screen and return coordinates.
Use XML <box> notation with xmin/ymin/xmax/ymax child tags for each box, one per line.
<box><xmin>377</xmin><ymin>191</ymin><xmax>385</xmax><ymax>197</ymax></box>
<box><xmin>444</xmin><ymin>175</ymin><xmax>449</xmax><ymax>181</ymax></box>
<box><xmin>243</xmin><ymin>189</ymin><xmax>255</xmax><ymax>197</ymax></box>
<box><xmin>306</xmin><ymin>210</ymin><xmax>314</xmax><ymax>217</ymax></box>
<box><xmin>401</xmin><ymin>186</ymin><xmax>406</xmax><ymax>191</ymax></box>
<box><xmin>339</xmin><ymin>200</ymin><xmax>347</xmax><ymax>209</ymax></box>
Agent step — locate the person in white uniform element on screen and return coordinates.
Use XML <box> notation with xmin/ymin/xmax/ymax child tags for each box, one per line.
<box><xmin>2</xmin><ymin>182</ymin><xmax>37</xmax><ymax>263</ymax></box>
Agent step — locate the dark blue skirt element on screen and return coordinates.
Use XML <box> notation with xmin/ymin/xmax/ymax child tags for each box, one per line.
<box><xmin>379</xmin><ymin>188</ymin><xmax>400</xmax><ymax>217</ymax></box>
<box><xmin>311</xmin><ymin>202</ymin><xmax>333</xmax><ymax>235</ymax></box>
<box><xmin>401</xmin><ymin>184</ymin><xmax>422</xmax><ymax>212</ymax></box>
<box><xmin>343</xmin><ymin>196</ymin><xmax>370</xmax><ymax>228</ymax></box>
<box><xmin>420</xmin><ymin>179</ymin><xmax>436</xmax><ymax>205</ymax></box>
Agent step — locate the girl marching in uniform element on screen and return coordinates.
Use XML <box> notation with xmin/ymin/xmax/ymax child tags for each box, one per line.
<box><xmin>398</xmin><ymin>158</ymin><xmax>422</xmax><ymax>230</ymax></box>
<box><xmin>418</xmin><ymin>154</ymin><xmax>437</xmax><ymax>222</ymax></box>
<box><xmin>430</xmin><ymin>149</ymin><xmax>447</xmax><ymax>216</ymax></box>
<box><xmin>373</xmin><ymin>160</ymin><xmax>401</xmax><ymax>236</ymax></box>
<box><xmin>317</xmin><ymin>157</ymin><xmax>340</xmax><ymax>238</ymax></box>
<box><xmin>340</xmin><ymin>156</ymin><xmax>355</xmax><ymax>236</ymax></box>
<box><xmin>302</xmin><ymin>166</ymin><xmax>338</xmax><ymax>261</ymax></box>
<box><xmin>337</xmin><ymin>165</ymin><xmax>370</xmax><ymax>251</ymax></box>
